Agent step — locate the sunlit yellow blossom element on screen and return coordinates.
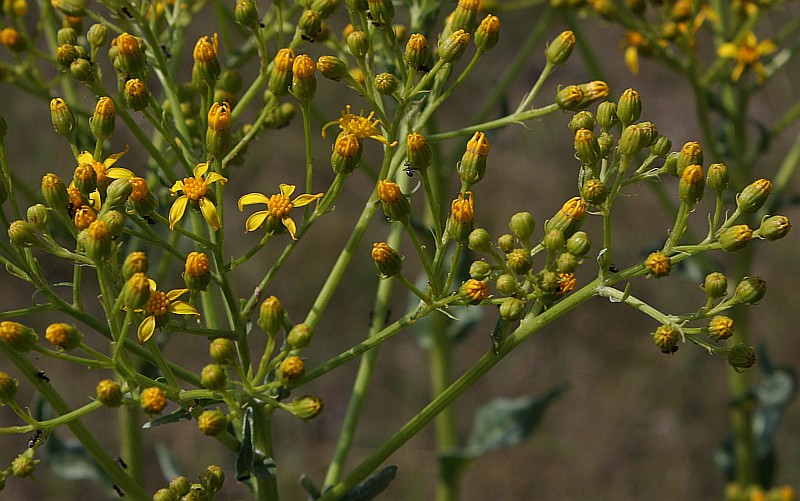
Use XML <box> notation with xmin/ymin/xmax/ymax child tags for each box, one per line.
<box><xmin>321</xmin><ymin>105</ymin><xmax>397</xmax><ymax>147</ymax></box>
<box><xmin>238</xmin><ymin>184</ymin><xmax>323</xmax><ymax>239</ymax></box>
<box><xmin>77</xmin><ymin>146</ymin><xmax>130</xmax><ymax>192</ymax></box>
<box><xmin>623</xmin><ymin>31</ymin><xmax>645</xmax><ymax>75</ymax></box>
<box><xmin>169</xmin><ymin>163</ymin><xmax>227</xmax><ymax>231</ymax></box>
<box><xmin>717</xmin><ymin>32</ymin><xmax>776</xmax><ymax>83</ymax></box>
<box><xmin>137</xmin><ymin>283</ymin><xmax>200</xmax><ymax>343</ymax></box>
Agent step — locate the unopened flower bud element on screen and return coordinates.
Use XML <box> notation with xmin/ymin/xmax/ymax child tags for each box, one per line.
<box><xmin>679</xmin><ymin>164</ymin><xmax>705</xmax><ymax>205</ymax></box>
<box><xmin>196</xmin><ymin>409</ymin><xmax>227</xmax><ymax>437</ymax></box>
<box><xmin>50</xmin><ymin>98</ymin><xmax>76</xmax><ymax>138</ymax></box>
<box><xmin>141</xmin><ymin>387</ymin><xmax>167</xmax><ymax>415</ymax></box>
<box><xmin>439</xmin><ymin>29</ymin><xmax>471</xmax><ymax>63</ymax></box>
<box><xmin>316</xmin><ymin>55</ymin><xmax>347</xmax><ymax>81</ymax></box>
<box><xmin>727</xmin><ymin>343</ymin><xmax>756</xmax><ymax>371</ymax></box>
<box><xmin>719</xmin><ymin>224</ymin><xmax>752</xmax><ymax>252</ymax></box>
<box><xmin>201</xmin><ymin>364</ymin><xmax>227</xmax><ymax>391</ymax></box>
<box><xmin>96</xmin><ymin>379</ymin><xmax>122</xmax><ymax>407</ymax></box>
<box><xmin>69</xmin><ymin>57</ymin><xmax>93</xmax><ymax>82</ymax></box>
<box><xmin>496</xmin><ymin>273</ymin><xmax>518</xmax><ymax>294</ymax></box>
<box><xmin>169</xmin><ymin>476</ymin><xmax>192</xmax><ymax>497</ymax></box>
<box><xmin>406</xmin><ymin>132</ymin><xmax>432</xmax><ymax>171</ymax></box>
<box><xmin>26</xmin><ymin>204</ymin><xmax>49</xmax><ymax>230</ymax></box>
<box><xmin>182</xmin><ymin>251</ymin><xmax>211</xmax><ymax>292</ymax></box>
<box><xmin>469</xmin><ymin>260</ymin><xmax>491</xmax><ymax>280</ymax></box>
<box><xmin>347</xmin><ymin>30</ymin><xmax>369</xmax><ymax>58</ymax></box>
<box><xmin>374</xmin><ymin>72</ymin><xmax>398</xmax><ymax>95</ymax></box>
<box><xmin>731</xmin><ymin>276</ymin><xmax>766</xmax><ymax>305</ymax></box>
<box><xmin>90</xmin><ymin>97</ymin><xmax>115</xmax><ymax>140</ymax></box>
<box><xmin>663</xmin><ymin>151</ymin><xmax>680</xmax><ymax>177</ymax></box>
<box><xmin>756</xmin><ymin>215</ymin><xmax>791</xmax><ymax>241</ymax></box>
<box><xmin>449</xmin><ymin>0</ymin><xmax>479</xmax><ymax>34</ymax></box>
<box><xmin>287</xmin><ymin>323</ymin><xmax>312</xmax><ymax>350</ymax></box>
<box><xmin>506</xmin><ymin>248</ymin><xmax>531</xmax><ymax>275</ymax></box>
<box><xmin>331</xmin><ymin>132</ymin><xmax>362</xmax><ymax>175</ymax></box>
<box><xmin>121</xmin><ymin>252</ymin><xmax>148</xmax><ymax>281</ymax></box>
<box><xmin>708</xmin><ymin>315</ymin><xmax>734</xmax><ymax>341</ymax></box>
<box><xmin>447</xmin><ymin>191</ymin><xmax>475</xmax><ymax>243</ymax></box>
<box><xmin>557</xmin><ymin>85</ymin><xmax>585</xmax><ymax>111</ymax></box>
<box><xmin>193</xmin><ymin>34</ymin><xmax>220</xmax><ymax>86</ymax></box>
<box><xmin>258</xmin><ymin>295</ymin><xmax>284</xmax><ymax>336</ymax></box>
<box><xmin>596</xmin><ymin>101</ymin><xmax>618</xmax><ymax>131</ymax></box>
<box><xmin>578</xmin><ymin>81</ymin><xmax>610</xmax><ymax>108</ymax></box>
<box><xmin>367</xmin><ymin>0</ymin><xmax>394</xmax><ymax>25</ymax></box>
<box><xmin>574</xmin><ymin>128</ymin><xmax>601</xmax><ymax>166</ymax></box>
<box><xmin>706</xmin><ymin>163</ymin><xmax>729</xmax><ymax>193</ymax></box>
<box><xmin>597</xmin><ymin>132</ymin><xmax>614</xmax><ymax>157</ymax></box>
<box><xmin>500</xmin><ymin>297</ymin><xmax>525</xmax><ymax>321</ymax></box>
<box><xmin>72</xmin><ymin>205</ymin><xmax>96</xmax><ymax>231</ymax></box>
<box><xmin>0</xmin><ymin>371</ymin><xmax>18</xmax><ymax>404</ymax></box>
<box><xmin>124</xmin><ymin>78</ymin><xmax>150</xmax><ymax>111</ymax></box>
<box><xmin>619</xmin><ymin>123</ymin><xmax>647</xmax><ymax>155</ymax></box>
<box><xmin>497</xmin><ymin>233</ymin><xmax>516</xmax><ymax>254</ymax></box>
<box><xmin>8</xmin><ymin>220</ymin><xmax>40</xmax><ymax>247</ymax></box>
<box><xmin>86</xmin><ymin>23</ymin><xmax>108</xmax><ymax>48</ymax></box>
<box><xmin>546</xmin><ymin>30</ymin><xmax>575</xmax><ymax>65</ymax></box>
<box><xmin>703</xmin><ymin>272</ymin><xmax>728</xmax><ymax>299</ymax></box>
<box><xmin>291</xmin><ymin>54</ymin><xmax>317</xmax><ymax>102</ymax></box>
<box><xmin>51</xmin><ymin>0</ymin><xmax>86</xmax><ymax>16</ymax></box>
<box><xmin>616</xmin><ymin>88</ymin><xmax>641</xmax><ymax>126</ymax></box>
<box><xmin>0</xmin><ymin>27</ymin><xmax>26</xmax><ymax>52</ymax></box>
<box><xmin>737</xmin><ymin>178</ymin><xmax>772</xmax><ymax>214</ymax></box>
<box><xmin>285</xmin><ymin>395</ymin><xmax>323</xmax><ymax>420</ymax></box>
<box><xmin>115</xmin><ymin>33</ymin><xmax>146</xmax><ymax>77</ymax></box>
<box><xmin>543</xmin><ymin>229</ymin><xmax>565</xmax><ymax>254</ymax></box>
<box><xmin>209</xmin><ymin>337</ymin><xmax>237</xmax><ymax>365</ymax></box>
<box><xmin>461</xmin><ymin>278</ymin><xmax>488</xmax><ymax>303</ymax></box>
<box><xmin>676</xmin><ymin>141</ymin><xmax>702</xmax><ymax>177</ymax></box>
<box><xmin>57</xmin><ymin>27</ymin><xmax>78</xmax><ymax>46</ymax></box>
<box><xmin>468</xmin><ymin>228</ymin><xmax>492</xmax><ymax>252</ymax></box>
<box><xmin>206</xmin><ymin>101</ymin><xmax>231</xmax><ymax>156</ymax></box>
<box><xmin>299</xmin><ymin>10</ymin><xmax>322</xmax><ymax>41</ymax></box>
<box><xmin>265</xmin><ymin>102</ymin><xmax>296</xmax><ymax>129</ymax></box>
<box><xmin>581</xmin><ymin>178</ymin><xmax>607</xmax><ymax>205</ymax></box>
<box><xmin>509</xmin><ymin>212</ymin><xmax>535</xmax><ymax>241</ymax></box>
<box><xmin>652</xmin><ymin>324</ymin><xmax>678</xmax><ymax>353</ymax></box>
<box><xmin>545</xmin><ymin>197</ymin><xmax>586</xmax><ymax>238</ymax></box>
<box><xmin>405</xmin><ymin>33</ymin><xmax>429</xmax><ymax>70</ymax></box>
<box><xmin>153</xmin><ymin>488</ymin><xmax>178</xmax><ymax>501</ymax></box>
<box><xmin>538</xmin><ymin>271</ymin><xmax>559</xmax><ymax>294</ymax></box>
<box><xmin>458</xmin><ymin>132</ymin><xmax>489</xmax><ymax>184</ymax></box>
<box><xmin>475</xmin><ymin>14</ymin><xmax>500</xmax><ymax>52</ymax></box>
<box><xmin>645</xmin><ymin>251</ymin><xmax>670</xmax><ymax>278</ymax></box>
<box><xmin>56</xmin><ymin>43</ymin><xmax>79</xmax><ymax>67</ymax></box>
<box><xmin>565</xmin><ymin>231</ymin><xmax>591</xmax><ymax>257</ymax></box>
<box><xmin>129</xmin><ymin>176</ymin><xmax>157</xmax><ymax>215</ymax></box>
<box><xmin>278</xmin><ymin>356</ymin><xmax>305</xmax><ymax>383</ymax></box>
<box><xmin>378</xmin><ymin>179</ymin><xmax>411</xmax><ymax>223</ymax></box>
<box><xmin>120</xmin><ymin>272</ymin><xmax>152</xmax><ymax>310</ymax></box>
<box><xmin>84</xmin><ymin>220</ymin><xmax>112</xmax><ymax>262</ymax></box>
<box><xmin>268</xmin><ymin>48</ymin><xmax>295</xmax><ymax>97</ymax></box>
<box><xmin>311</xmin><ymin>0</ymin><xmax>339</xmax><ymax>17</ymax></box>
<box><xmin>556</xmin><ymin>252</ymin><xmax>579</xmax><ymax>273</ymax></box>
<box><xmin>11</xmin><ymin>449</ymin><xmax>39</xmax><ymax>478</ymax></box>
<box><xmin>235</xmin><ymin>0</ymin><xmax>260</xmax><ymax>30</ymax></box>
<box><xmin>371</xmin><ymin>242</ymin><xmax>403</xmax><ymax>277</ymax></box>
<box><xmin>569</xmin><ymin>111</ymin><xmax>596</xmax><ymax>133</ymax></box>
<box><xmin>45</xmin><ymin>323</ymin><xmax>82</xmax><ymax>350</ymax></box>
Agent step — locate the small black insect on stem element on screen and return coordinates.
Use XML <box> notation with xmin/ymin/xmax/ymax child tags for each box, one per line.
<box><xmin>121</xmin><ymin>6</ymin><xmax>133</xmax><ymax>18</ymax></box>
<box><xmin>116</xmin><ymin>457</ymin><xmax>128</xmax><ymax>470</ymax></box>
<box><xmin>113</xmin><ymin>484</ymin><xmax>125</xmax><ymax>497</ymax></box>
<box><xmin>27</xmin><ymin>430</ymin><xmax>42</xmax><ymax>448</ymax></box>
<box><xmin>35</xmin><ymin>370</ymin><xmax>50</xmax><ymax>383</ymax></box>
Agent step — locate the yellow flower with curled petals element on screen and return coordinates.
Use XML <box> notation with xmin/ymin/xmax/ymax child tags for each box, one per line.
<box><xmin>717</xmin><ymin>32</ymin><xmax>776</xmax><ymax>83</ymax></box>
<box><xmin>321</xmin><ymin>105</ymin><xmax>398</xmax><ymax>147</ymax></box>
<box><xmin>238</xmin><ymin>184</ymin><xmax>323</xmax><ymax>240</ymax></box>
<box><xmin>137</xmin><ymin>284</ymin><xmax>200</xmax><ymax>343</ymax></box>
<box><xmin>169</xmin><ymin>163</ymin><xmax>227</xmax><ymax>231</ymax></box>
<box><xmin>77</xmin><ymin>146</ymin><xmax>130</xmax><ymax>191</ymax></box>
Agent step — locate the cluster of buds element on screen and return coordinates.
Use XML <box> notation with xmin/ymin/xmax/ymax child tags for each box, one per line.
<box><xmin>153</xmin><ymin>466</ymin><xmax>225</xmax><ymax>501</ymax></box>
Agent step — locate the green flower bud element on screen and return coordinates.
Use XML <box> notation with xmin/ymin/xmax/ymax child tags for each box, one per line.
<box><xmin>737</xmin><ymin>178</ymin><xmax>772</xmax><ymax>213</ymax></box>
<box><xmin>727</xmin><ymin>343</ymin><xmax>756</xmax><ymax>371</ymax></box>
<box><xmin>51</xmin><ymin>0</ymin><xmax>86</xmax><ymax>16</ymax></box>
<box><xmin>581</xmin><ymin>178</ymin><xmax>607</xmax><ymax>205</ymax></box>
<box><xmin>291</xmin><ymin>54</ymin><xmax>317</xmax><ymax>103</ymax></box>
<box><xmin>235</xmin><ymin>0</ymin><xmax>260</xmax><ymax>30</ymax></box>
<box><xmin>545</xmin><ymin>197</ymin><xmax>586</xmax><ymax>238</ymax></box>
<box><xmin>556</xmin><ymin>85</ymin><xmax>585</xmax><ymax>111</ymax></box>
<box><xmin>495</xmin><ymin>273</ymin><xmax>518</xmax><ymax>294</ymax></box>
<box><xmin>120</xmin><ymin>252</ymin><xmax>148</xmax><ymax>281</ymax></box>
<box><xmin>556</xmin><ymin>252</ymin><xmax>579</xmax><ymax>273</ymax></box>
<box><xmin>404</xmin><ymin>33</ymin><xmax>430</xmax><ymax>70</ymax></box>
<box><xmin>181</xmin><ymin>251</ymin><xmax>211</xmax><ymax>292</ymax></box>
<box><xmin>469</xmin><ymin>260</ymin><xmax>491</xmax><ymax>280</ymax></box>
<box><xmin>72</xmin><ymin>163</ymin><xmax>97</xmax><ymax>198</ymax></box>
<box><xmin>676</xmin><ymin>141</ymin><xmax>702</xmax><ymax>177</ymax></box>
<box><xmin>26</xmin><ymin>204</ymin><xmax>49</xmax><ymax>230</ymax></box>
<box><xmin>200</xmin><ymin>465</ymin><xmax>225</xmax><ymax>494</ymax></box>
<box><xmin>566</xmin><ymin>231</ymin><xmax>591</xmax><ymax>257</ymax></box>
<box><xmin>458</xmin><ymin>131</ymin><xmax>489</xmax><ymax>185</ymax></box>
<box><xmin>105</xmin><ymin>178</ymin><xmax>133</xmax><ymax>210</ymax></box>
<box><xmin>0</xmin><ymin>371</ymin><xmax>18</xmax><ymax>405</ymax></box>
<box><xmin>367</xmin><ymin>0</ymin><xmax>394</xmax><ymax>26</ymax></box>
<box><xmin>45</xmin><ymin>323</ymin><xmax>82</xmax><ymax>350</ymax></box>
<box><xmin>278</xmin><ymin>355</ymin><xmax>305</xmax><ymax>383</ymax></box>
<box><xmin>638</xmin><ymin>121</ymin><xmax>658</xmax><ymax>146</ymax></box>
<box><xmin>311</xmin><ymin>0</ymin><xmax>340</xmax><ymax>17</ymax></box>
<box><xmin>124</xmin><ymin>78</ymin><xmax>150</xmax><ymax>111</ymax></box>
<box><xmin>169</xmin><ymin>477</ymin><xmax>192</xmax><ymax>497</ymax></box>
<box><xmin>206</xmin><ymin>101</ymin><xmax>231</xmax><ymax>157</ymax></box>
<box><xmin>83</xmin><ymin>220</ymin><xmax>112</xmax><ymax>262</ymax></box>
<box><xmin>182</xmin><ymin>484</ymin><xmax>208</xmax><ymax>501</ymax></box>
<box><xmin>447</xmin><ymin>191</ymin><xmax>475</xmax><ymax>243</ymax></box>
<box><xmin>258</xmin><ymin>295</ymin><xmax>284</xmax><ymax>336</ymax></box>
<box><xmin>506</xmin><ymin>248</ymin><xmax>531</xmax><ymax>275</ymax></box>
<box><xmin>756</xmin><ymin>215</ymin><xmax>791</xmax><ymax>241</ymax></box>
<box><xmin>569</xmin><ymin>111</ymin><xmax>596</xmax><ymax>133</ymax></box>
<box><xmin>578</xmin><ymin>81</ymin><xmax>610</xmax><ymax>109</ymax></box>
<box><xmin>299</xmin><ymin>10</ymin><xmax>323</xmax><ymax>42</ymax></box>
<box><xmin>371</xmin><ymin>242</ymin><xmax>403</xmax><ymax>278</ymax></box>
<box><xmin>209</xmin><ymin>337</ymin><xmax>237</xmax><ymax>365</ymax></box>
<box><xmin>406</xmin><ymin>132</ymin><xmax>432</xmax><ymax>170</ymax></box>
<box><xmin>619</xmin><ymin>123</ymin><xmax>647</xmax><ymax>155</ymax></box>
<box><xmin>652</xmin><ymin>324</ymin><xmax>678</xmax><ymax>353</ymax></box>
<box><xmin>616</xmin><ymin>88</ymin><xmax>641</xmax><ymax>126</ymax></box>
<box><xmin>546</xmin><ymin>30</ymin><xmax>576</xmax><ymax>66</ymax></box>
<box><xmin>268</xmin><ymin>48</ymin><xmax>295</xmax><ymax>97</ymax></box>
<box><xmin>538</xmin><ymin>270</ymin><xmax>559</xmax><ymax>294</ymax></box>
<box><xmin>197</xmin><ymin>410</ymin><xmax>227</xmax><ymax>436</ymax></box>
<box><xmin>597</xmin><ymin>132</ymin><xmax>614</xmax><ymax>158</ymax></box>
<box><xmin>153</xmin><ymin>488</ymin><xmax>178</xmax><ymax>501</ymax></box>
<box><xmin>509</xmin><ymin>212</ymin><xmax>535</xmax><ymax>241</ymax></box>
<box><xmin>374</xmin><ymin>72</ymin><xmax>398</xmax><ymax>95</ymax></box>
<box><xmin>497</xmin><ymin>233</ymin><xmax>516</xmax><ymax>254</ymax></box>
<box><xmin>284</xmin><ymin>395</ymin><xmax>323</xmax><ymax>420</ymax></box>
<box><xmin>706</xmin><ymin>163</ymin><xmax>729</xmax><ymax>193</ymax></box>
<box><xmin>449</xmin><ymin>0</ymin><xmax>479</xmax><ymax>34</ymax></box>
<box><xmin>474</xmin><ymin>14</ymin><xmax>500</xmax><ymax>52</ymax></box>
<box><xmin>499</xmin><ymin>297</ymin><xmax>525</xmax><ymax>321</ymax></box>
<box><xmin>90</xmin><ymin>97</ymin><xmax>116</xmax><ymax>140</ymax></box>
<box><xmin>87</xmin><ymin>23</ymin><xmax>109</xmax><ymax>48</ymax></box>
<box><xmin>96</xmin><ymin>379</ymin><xmax>123</xmax><ymax>407</ymax></box>
<box><xmin>377</xmin><ymin>179</ymin><xmax>410</xmax><ymax>224</ymax></box>
<box><xmin>101</xmin><ymin>210</ymin><xmax>125</xmax><ymax>237</ymax></box>
<box><xmin>596</xmin><ymin>101</ymin><xmax>618</xmax><ymax>131</ymax></box>
<box><xmin>57</xmin><ymin>27</ymin><xmax>77</xmax><ymax>46</ymax></box>
<box><xmin>346</xmin><ymin>30</ymin><xmax>369</xmax><ymax>58</ymax></box>
<box><xmin>439</xmin><ymin>29</ymin><xmax>471</xmax><ymax>64</ymax></box>
<box><xmin>708</xmin><ymin>315</ymin><xmax>734</xmax><ymax>341</ymax></box>
<box><xmin>11</xmin><ymin>449</ymin><xmax>39</xmax><ymax>478</ymax></box>
<box><xmin>663</xmin><ymin>151</ymin><xmax>680</xmax><ymax>177</ymax></box>
<box><xmin>56</xmin><ymin>43</ymin><xmax>79</xmax><ymax>67</ymax></box>
<box><xmin>287</xmin><ymin>323</ymin><xmax>312</xmax><ymax>350</ymax></box>
<box><xmin>468</xmin><ymin>228</ymin><xmax>492</xmax><ymax>252</ymax></box>
<box><xmin>650</xmin><ymin>135</ymin><xmax>672</xmax><ymax>157</ymax></box>
<box><xmin>120</xmin><ymin>272</ymin><xmax>152</xmax><ymax>310</ymax></box>
<box><xmin>543</xmin><ymin>229</ymin><xmax>565</xmax><ymax>254</ymax></box>
<box><xmin>316</xmin><ymin>55</ymin><xmax>348</xmax><ymax>81</ymax></box>
<box><xmin>645</xmin><ymin>251</ymin><xmax>670</xmax><ymax>278</ymax></box>
<box><xmin>719</xmin><ymin>224</ymin><xmax>753</xmax><ymax>252</ymax></box>
<box><xmin>8</xmin><ymin>220</ymin><xmax>40</xmax><ymax>247</ymax></box>
<box><xmin>679</xmin><ymin>164</ymin><xmax>705</xmax><ymax>205</ymax></box>
<box><xmin>574</xmin><ymin>128</ymin><xmax>601</xmax><ymax>166</ymax></box>
<box><xmin>192</xmin><ymin>34</ymin><xmax>220</xmax><ymax>87</ymax></box>
<box><xmin>461</xmin><ymin>278</ymin><xmax>488</xmax><ymax>303</ymax></box>
<box><xmin>330</xmin><ymin>132</ymin><xmax>362</xmax><ymax>175</ymax></box>
<box><xmin>731</xmin><ymin>276</ymin><xmax>766</xmax><ymax>305</ymax></box>
<box><xmin>703</xmin><ymin>272</ymin><xmax>728</xmax><ymax>299</ymax></box>
<box><xmin>50</xmin><ymin>98</ymin><xmax>76</xmax><ymax>138</ymax></box>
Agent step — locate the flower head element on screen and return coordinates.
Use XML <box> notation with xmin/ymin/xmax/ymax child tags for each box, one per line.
<box><xmin>169</xmin><ymin>163</ymin><xmax>227</xmax><ymax>231</ymax></box>
<box><xmin>718</xmin><ymin>32</ymin><xmax>776</xmax><ymax>83</ymax></box>
<box><xmin>77</xmin><ymin>146</ymin><xmax>130</xmax><ymax>195</ymax></box>
<box><xmin>321</xmin><ymin>105</ymin><xmax>397</xmax><ymax>147</ymax></box>
<box><xmin>137</xmin><ymin>282</ymin><xmax>200</xmax><ymax>343</ymax></box>
<box><xmin>238</xmin><ymin>184</ymin><xmax>323</xmax><ymax>239</ymax></box>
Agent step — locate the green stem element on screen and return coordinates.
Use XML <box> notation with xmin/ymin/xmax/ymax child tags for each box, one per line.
<box><xmin>252</xmin><ymin>405</ymin><xmax>279</xmax><ymax>501</ymax></box>
<box><xmin>431</xmin><ymin>310</ymin><xmax>459</xmax><ymax>501</ymax></box>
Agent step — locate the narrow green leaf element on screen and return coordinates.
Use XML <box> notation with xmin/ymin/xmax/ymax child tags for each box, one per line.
<box><xmin>236</xmin><ymin>407</ymin><xmax>255</xmax><ymax>481</ymax></box>
<box><xmin>142</xmin><ymin>408</ymin><xmax>192</xmax><ymax>428</ymax></box>
<box><xmin>341</xmin><ymin>465</ymin><xmax>398</xmax><ymax>501</ymax></box>
<box><xmin>299</xmin><ymin>473</ymin><xmax>321</xmax><ymax>499</ymax></box>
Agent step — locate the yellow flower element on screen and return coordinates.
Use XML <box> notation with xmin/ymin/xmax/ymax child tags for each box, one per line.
<box><xmin>622</xmin><ymin>31</ymin><xmax>646</xmax><ymax>75</ymax></box>
<box><xmin>137</xmin><ymin>284</ymin><xmax>200</xmax><ymax>343</ymax></box>
<box><xmin>321</xmin><ymin>105</ymin><xmax>397</xmax><ymax>147</ymax></box>
<box><xmin>77</xmin><ymin>146</ymin><xmax>130</xmax><ymax>192</ymax></box>
<box><xmin>238</xmin><ymin>184</ymin><xmax>323</xmax><ymax>240</ymax></box>
<box><xmin>717</xmin><ymin>32</ymin><xmax>776</xmax><ymax>83</ymax></box>
<box><xmin>169</xmin><ymin>163</ymin><xmax>227</xmax><ymax>231</ymax></box>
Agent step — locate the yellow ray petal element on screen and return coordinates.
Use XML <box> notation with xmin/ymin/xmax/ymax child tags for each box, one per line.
<box><xmin>279</xmin><ymin>184</ymin><xmax>296</xmax><ymax>197</ymax></box>
<box><xmin>205</xmin><ymin>172</ymin><xmax>227</xmax><ymax>186</ymax></box>
<box><xmin>138</xmin><ymin>315</ymin><xmax>156</xmax><ymax>343</ymax></box>
<box><xmin>199</xmin><ymin>198</ymin><xmax>221</xmax><ymax>231</ymax></box>
<box><xmin>292</xmin><ymin>193</ymin><xmax>324</xmax><ymax>207</ymax></box>
<box><xmin>238</xmin><ymin>192</ymin><xmax>270</xmax><ymax>210</ymax></box>
<box><xmin>169</xmin><ymin>195</ymin><xmax>189</xmax><ymax>229</ymax></box>
<box><xmin>166</xmin><ymin>288</ymin><xmax>189</xmax><ymax>301</ymax></box>
<box><xmin>245</xmin><ymin>211</ymin><xmax>269</xmax><ymax>232</ymax></box>
<box><xmin>106</xmin><ymin>167</ymin><xmax>135</xmax><ymax>179</ymax></box>
<box><xmin>193</xmin><ymin>162</ymin><xmax>209</xmax><ymax>177</ymax></box>
<box><xmin>77</xmin><ymin>151</ymin><xmax>93</xmax><ymax>164</ymax></box>
<box><xmin>170</xmin><ymin>301</ymin><xmax>201</xmax><ymax>316</ymax></box>
<box><xmin>169</xmin><ymin>179</ymin><xmax>185</xmax><ymax>194</ymax></box>
<box><xmin>283</xmin><ymin>216</ymin><xmax>298</xmax><ymax>240</ymax></box>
